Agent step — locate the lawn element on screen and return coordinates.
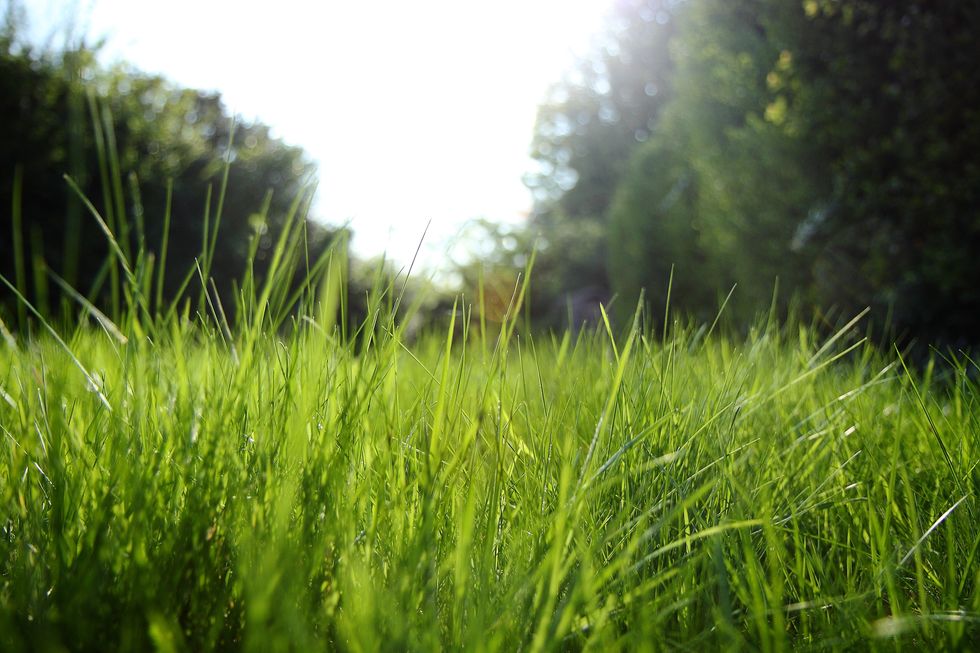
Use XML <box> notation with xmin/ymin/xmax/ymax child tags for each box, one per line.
<box><xmin>1</xmin><ymin>248</ymin><xmax>979</xmax><ymax>651</ymax></box>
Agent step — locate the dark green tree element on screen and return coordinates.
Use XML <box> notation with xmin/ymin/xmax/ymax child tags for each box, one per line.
<box><xmin>772</xmin><ymin>0</ymin><xmax>980</xmax><ymax>341</ymax></box>
<box><xmin>604</xmin><ymin>0</ymin><xmax>980</xmax><ymax>342</ymax></box>
<box><xmin>658</xmin><ymin>0</ymin><xmax>824</xmax><ymax>318</ymax></box>
<box><xmin>607</xmin><ymin>131</ymin><xmax>714</xmax><ymax>323</ymax></box>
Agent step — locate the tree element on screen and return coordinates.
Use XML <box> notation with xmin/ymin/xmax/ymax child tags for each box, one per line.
<box><xmin>659</xmin><ymin>0</ymin><xmax>824</xmax><ymax>317</ymax></box>
<box><xmin>527</xmin><ymin>0</ymin><xmax>677</xmax><ymax>220</ymax></box>
<box><xmin>521</xmin><ymin>0</ymin><xmax>679</xmax><ymax>325</ymax></box>
<box><xmin>773</xmin><ymin>1</ymin><xmax>980</xmax><ymax>341</ymax></box>
<box><xmin>602</xmin><ymin>0</ymin><xmax>980</xmax><ymax>342</ymax></box>
<box><xmin>607</xmin><ymin>132</ymin><xmax>714</xmax><ymax>323</ymax></box>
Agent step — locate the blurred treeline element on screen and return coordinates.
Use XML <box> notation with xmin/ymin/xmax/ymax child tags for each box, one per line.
<box><xmin>0</xmin><ymin>7</ymin><xmax>348</xmax><ymax>329</ymax></box>
<box><xmin>502</xmin><ymin>0</ymin><xmax>979</xmax><ymax>345</ymax></box>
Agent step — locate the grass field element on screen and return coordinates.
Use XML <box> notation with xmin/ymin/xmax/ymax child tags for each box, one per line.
<box><xmin>1</xmin><ymin>223</ymin><xmax>979</xmax><ymax>651</ymax></box>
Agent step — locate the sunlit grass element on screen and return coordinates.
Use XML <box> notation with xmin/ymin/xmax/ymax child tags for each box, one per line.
<box><xmin>1</xmin><ymin>253</ymin><xmax>978</xmax><ymax>650</ymax></box>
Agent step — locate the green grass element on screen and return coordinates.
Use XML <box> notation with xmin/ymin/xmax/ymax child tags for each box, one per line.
<box><xmin>1</xmin><ymin>257</ymin><xmax>979</xmax><ymax>651</ymax></box>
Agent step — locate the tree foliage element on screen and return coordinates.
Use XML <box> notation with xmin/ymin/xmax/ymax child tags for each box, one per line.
<box><xmin>518</xmin><ymin>0</ymin><xmax>677</xmax><ymax>326</ymax></box>
<box><xmin>528</xmin><ymin>0</ymin><xmax>980</xmax><ymax>344</ymax></box>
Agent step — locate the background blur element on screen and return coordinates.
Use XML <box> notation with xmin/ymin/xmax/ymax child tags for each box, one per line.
<box><xmin>2</xmin><ymin>0</ymin><xmax>979</xmax><ymax>346</ymax></box>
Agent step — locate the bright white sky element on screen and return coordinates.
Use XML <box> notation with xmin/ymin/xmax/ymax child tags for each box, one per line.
<box><xmin>27</xmin><ymin>0</ymin><xmax>611</xmax><ymax>273</ymax></box>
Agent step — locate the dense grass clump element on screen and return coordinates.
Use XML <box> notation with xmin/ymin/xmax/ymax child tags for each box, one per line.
<box><xmin>1</xmin><ymin>224</ymin><xmax>979</xmax><ymax>650</ymax></box>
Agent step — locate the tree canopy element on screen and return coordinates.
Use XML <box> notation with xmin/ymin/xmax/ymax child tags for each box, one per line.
<box><xmin>525</xmin><ymin>0</ymin><xmax>980</xmax><ymax>344</ymax></box>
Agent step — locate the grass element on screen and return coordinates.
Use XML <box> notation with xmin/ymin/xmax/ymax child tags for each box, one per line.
<box><xmin>1</xmin><ymin>245</ymin><xmax>979</xmax><ymax>651</ymax></box>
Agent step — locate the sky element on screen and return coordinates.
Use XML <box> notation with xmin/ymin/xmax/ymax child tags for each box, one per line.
<box><xmin>25</xmin><ymin>0</ymin><xmax>612</xmax><ymax>274</ymax></box>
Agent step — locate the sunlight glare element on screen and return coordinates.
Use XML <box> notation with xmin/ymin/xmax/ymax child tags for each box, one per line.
<box><xmin>39</xmin><ymin>0</ymin><xmax>614</xmax><ymax>271</ymax></box>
